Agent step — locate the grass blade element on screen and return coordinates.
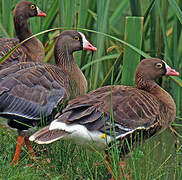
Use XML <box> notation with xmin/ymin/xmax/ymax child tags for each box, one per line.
<box><xmin>0</xmin><ymin>22</ymin><xmax>10</xmax><ymax>38</ymax></box>
<box><xmin>81</xmin><ymin>54</ymin><xmax>120</xmax><ymax>71</ymax></box>
<box><xmin>129</xmin><ymin>0</ymin><xmax>142</xmax><ymax>16</ymax></box>
<box><xmin>121</xmin><ymin>16</ymin><xmax>144</xmax><ymax>86</ymax></box>
<box><xmin>168</xmin><ymin>0</ymin><xmax>182</xmax><ymax>24</ymax></box>
<box><xmin>109</xmin><ymin>0</ymin><xmax>129</xmax><ymax>26</ymax></box>
<box><xmin>156</xmin><ymin>1</ymin><xmax>171</xmax><ymax>63</ymax></box>
<box><xmin>1</xmin><ymin>0</ymin><xmax>12</xmax><ymax>36</ymax></box>
<box><xmin>144</xmin><ymin>0</ymin><xmax>157</xmax><ymax>23</ymax></box>
<box><xmin>170</xmin><ymin>76</ymin><xmax>182</xmax><ymax>87</ymax></box>
<box><xmin>93</xmin><ymin>0</ymin><xmax>110</xmax><ymax>89</ymax></box>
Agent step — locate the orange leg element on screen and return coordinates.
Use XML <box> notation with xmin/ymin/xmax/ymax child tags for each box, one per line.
<box><xmin>0</xmin><ymin>125</ymin><xmax>6</xmax><ymax>129</ymax></box>
<box><xmin>25</xmin><ymin>137</ymin><xmax>36</xmax><ymax>157</ymax></box>
<box><xmin>119</xmin><ymin>161</ymin><xmax>129</xmax><ymax>180</ymax></box>
<box><xmin>10</xmin><ymin>136</ymin><xmax>25</xmax><ymax>166</ymax></box>
<box><xmin>105</xmin><ymin>155</ymin><xmax>114</xmax><ymax>176</ymax></box>
<box><xmin>169</xmin><ymin>125</ymin><xmax>179</xmax><ymax>148</ymax></box>
<box><xmin>105</xmin><ymin>155</ymin><xmax>129</xmax><ymax>180</ymax></box>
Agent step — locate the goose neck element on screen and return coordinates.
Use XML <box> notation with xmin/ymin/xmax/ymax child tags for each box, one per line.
<box><xmin>14</xmin><ymin>15</ymin><xmax>32</xmax><ymax>41</ymax></box>
<box><xmin>135</xmin><ymin>77</ymin><xmax>176</xmax><ymax>112</ymax></box>
<box><xmin>55</xmin><ymin>47</ymin><xmax>75</xmax><ymax>70</ymax></box>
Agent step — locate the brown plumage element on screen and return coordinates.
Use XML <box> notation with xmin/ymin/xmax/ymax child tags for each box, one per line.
<box><xmin>0</xmin><ymin>1</ymin><xmax>46</xmax><ymax>70</ymax></box>
<box><xmin>0</xmin><ymin>30</ymin><xmax>96</xmax><ymax>165</ymax></box>
<box><xmin>30</xmin><ymin>58</ymin><xmax>179</xmax><ymax>157</ymax></box>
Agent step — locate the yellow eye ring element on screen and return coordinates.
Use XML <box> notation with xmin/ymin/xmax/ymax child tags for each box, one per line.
<box><xmin>74</xmin><ymin>36</ymin><xmax>79</xmax><ymax>41</ymax></box>
<box><xmin>30</xmin><ymin>4</ymin><xmax>36</xmax><ymax>10</ymax></box>
<box><xmin>155</xmin><ymin>63</ymin><xmax>163</xmax><ymax>69</ymax></box>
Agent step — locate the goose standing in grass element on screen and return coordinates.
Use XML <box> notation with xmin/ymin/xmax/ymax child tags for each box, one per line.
<box><xmin>0</xmin><ymin>30</ymin><xmax>96</xmax><ymax>165</ymax></box>
<box><xmin>0</xmin><ymin>1</ymin><xmax>46</xmax><ymax>70</ymax></box>
<box><xmin>30</xmin><ymin>58</ymin><xmax>179</xmax><ymax>177</ymax></box>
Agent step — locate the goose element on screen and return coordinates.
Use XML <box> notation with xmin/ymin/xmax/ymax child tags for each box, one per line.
<box><xmin>30</xmin><ymin>58</ymin><xmax>179</xmax><ymax>177</ymax></box>
<box><xmin>0</xmin><ymin>1</ymin><xmax>46</xmax><ymax>70</ymax></box>
<box><xmin>0</xmin><ymin>30</ymin><xmax>96</xmax><ymax>165</ymax></box>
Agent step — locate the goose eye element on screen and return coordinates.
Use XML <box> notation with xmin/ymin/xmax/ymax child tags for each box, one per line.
<box><xmin>155</xmin><ymin>63</ymin><xmax>163</xmax><ymax>69</ymax></box>
<box><xmin>74</xmin><ymin>36</ymin><xmax>79</xmax><ymax>41</ymax></box>
<box><xmin>30</xmin><ymin>4</ymin><xmax>36</xmax><ymax>10</ymax></box>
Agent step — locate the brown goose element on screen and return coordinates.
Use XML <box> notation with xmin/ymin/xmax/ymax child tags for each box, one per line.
<box><xmin>0</xmin><ymin>1</ymin><xmax>46</xmax><ymax>70</ymax></box>
<box><xmin>30</xmin><ymin>58</ymin><xmax>179</xmax><ymax>155</ymax></box>
<box><xmin>0</xmin><ymin>30</ymin><xmax>96</xmax><ymax>165</ymax></box>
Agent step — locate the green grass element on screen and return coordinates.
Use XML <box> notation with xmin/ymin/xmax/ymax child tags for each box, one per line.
<box><xmin>0</xmin><ymin>125</ymin><xmax>181</xmax><ymax>179</ymax></box>
<box><xmin>0</xmin><ymin>0</ymin><xmax>182</xmax><ymax>179</ymax></box>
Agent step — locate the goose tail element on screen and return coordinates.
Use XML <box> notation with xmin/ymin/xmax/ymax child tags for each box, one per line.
<box><xmin>29</xmin><ymin>125</ymin><xmax>69</xmax><ymax>144</ymax></box>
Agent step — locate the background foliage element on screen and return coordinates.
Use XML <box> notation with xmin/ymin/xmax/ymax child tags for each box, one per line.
<box><xmin>0</xmin><ymin>0</ymin><xmax>182</xmax><ymax>179</ymax></box>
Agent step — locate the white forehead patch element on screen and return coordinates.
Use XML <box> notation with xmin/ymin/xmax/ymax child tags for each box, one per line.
<box><xmin>162</xmin><ymin>60</ymin><xmax>170</xmax><ymax>70</ymax></box>
<box><xmin>78</xmin><ymin>32</ymin><xmax>89</xmax><ymax>46</ymax></box>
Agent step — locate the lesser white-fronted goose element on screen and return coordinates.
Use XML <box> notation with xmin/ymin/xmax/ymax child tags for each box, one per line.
<box><xmin>0</xmin><ymin>1</ymin><xmax>46</xmax><ymax>70</ymax></box>
<box><xmin>0</xmin><ymin>30</ymin><xmax>96</xmax><ymax>165</ymax></box>
<box><xmin>30</xmin><ymin>58</ymin><xmax>179</xmax><ymax>155</ymax></box>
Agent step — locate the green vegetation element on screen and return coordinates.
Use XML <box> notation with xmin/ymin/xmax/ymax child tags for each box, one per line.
<box><xmin>0</xmin><ymin>0</ymin><xmax>182</xmax><ymax>179</ymax></box>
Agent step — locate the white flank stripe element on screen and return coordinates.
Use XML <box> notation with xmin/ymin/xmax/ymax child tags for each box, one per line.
<box><xmin>50</xmin><ymin>121</ymin><xmax>112</xmax><ymax>149</ymax></box>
